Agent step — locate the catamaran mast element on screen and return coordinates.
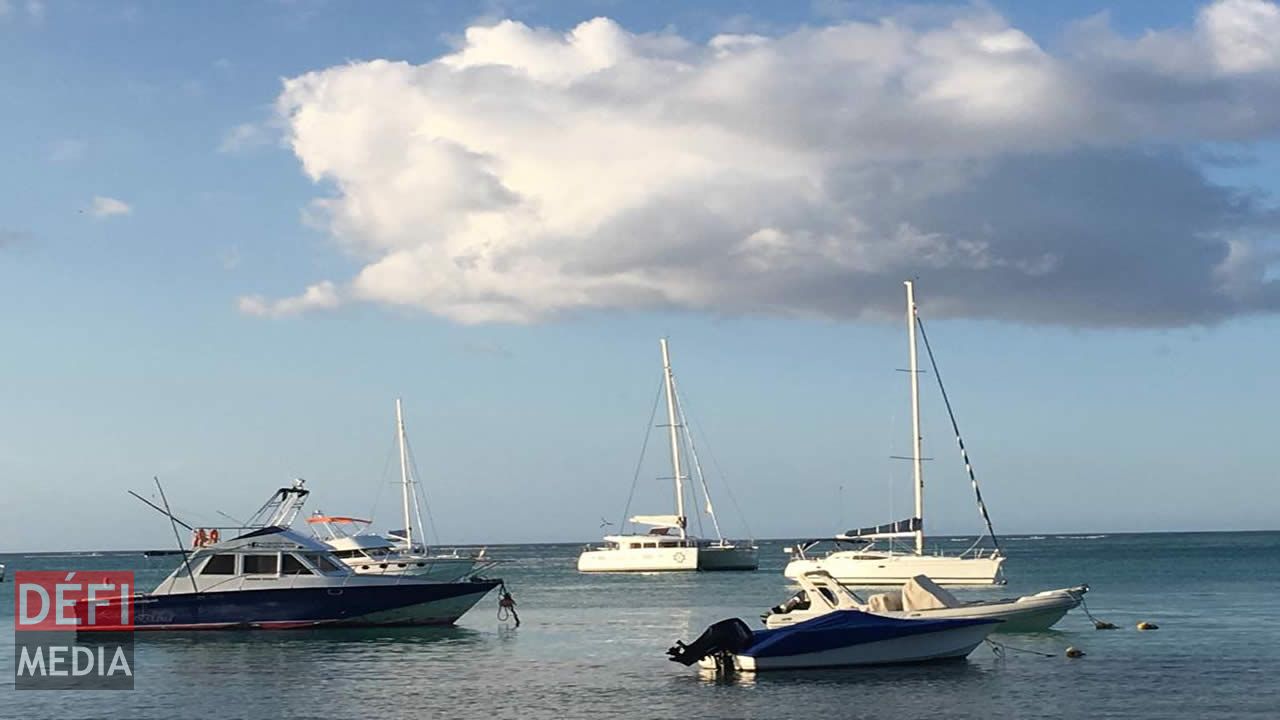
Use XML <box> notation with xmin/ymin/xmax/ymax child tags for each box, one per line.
<box><xmin>660</xmin><ymin>338</ymin><xmax>687</xmax><ymax>539</ymax></box>
<box><xmin>396</xmin><ymin>398</ymin><xmax>413</xmax><ymax>551</ymax></box>
<box><xmin>906</xmin><ymin>281</ymin><xmax>925</xmax><ymax>556</ymax></box>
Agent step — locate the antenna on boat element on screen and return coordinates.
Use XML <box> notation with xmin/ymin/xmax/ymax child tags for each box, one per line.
<box><xmin>154</xmin><ymin>476</ymin><xmax>198</xmax><ymax>594</ymax></box>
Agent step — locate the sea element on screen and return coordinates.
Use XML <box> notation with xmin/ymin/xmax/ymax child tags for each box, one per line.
<box><xmin>2</xmin><ymin>531</ymin><xmax>1278</xmax><ymax>720</ymax></box>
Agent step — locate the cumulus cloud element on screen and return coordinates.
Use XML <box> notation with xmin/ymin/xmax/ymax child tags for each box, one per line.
<box><xmin>238</xmin><ymin>280</ymin><xmax>340</xmax><ymax>317</ymax></box>
<box><xmin>89</xmin><ymin>196</ymin><xmax>132</xmax><ymax>218</ymax></box>
<box><xmin>248</xmin><ymin>0</ymin><xmax>1280</xmax><ymax>326</ymax></box>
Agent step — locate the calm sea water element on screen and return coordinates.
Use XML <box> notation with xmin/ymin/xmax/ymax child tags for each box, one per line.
<box><xmin>2</xmin><ymin>532</ymin><xmax>1278</xmax><ymax>719</ymax></box>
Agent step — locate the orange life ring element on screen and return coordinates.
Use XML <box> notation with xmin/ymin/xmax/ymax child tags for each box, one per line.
<box><xmin>194</xmin><ymin>528</ymin><xmax>208</xmax><ymax>548</ymax></box>
<box><xmin>208</xmin><ymin>528</ymin><xmax>220</xmax><ymax>545</ymax></box>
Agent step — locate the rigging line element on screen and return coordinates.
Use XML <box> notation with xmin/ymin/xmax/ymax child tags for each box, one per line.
<box><xmin>620</xmin><ymin>376</ymin><xmax>666</xmax><ymax>534</ymax></box>
<box><xmin>366</xmin><ymin>430</ymin><xmax>398</xmax><ymax>530</ymax></box>
<box><xmin>405</xmin><ymin>439</ymin><xmax>441</xmax><ymax>547</ymax></box>
<box><xmin>914</xmin><ymin>314</ymin><xmax>1001</xmax><ymax>553</ymax></box>
<box><xmin>677</xmin><ymin>411</ymin><xmax>707</xmax><ymax>540</ymax></box>
<box><xmin>677</xmin><ymin>384</ymin><xmax>754</xmax><ymax>541</ymax></box>
<box><xmin>672</xmin><ymin>379</ymin><xmax>721</xmax><ymax>542</ymax></box>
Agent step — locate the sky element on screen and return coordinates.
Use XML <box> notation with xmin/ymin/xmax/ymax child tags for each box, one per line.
<box><xmin>2</xmin><ymin>0</ymin><xmax>1279</xmax><ymax>552</ymax></box>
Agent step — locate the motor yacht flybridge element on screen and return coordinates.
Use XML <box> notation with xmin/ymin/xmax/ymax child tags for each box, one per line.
<box><xmin>784</xmin><ymin>281</ymin><xmax>1005</xmax><ymax>585</ymax></box>
<box><xmin>578</xmin><ymin>338</ymin><xmax>758</xmax><ymax>573</ymax></box>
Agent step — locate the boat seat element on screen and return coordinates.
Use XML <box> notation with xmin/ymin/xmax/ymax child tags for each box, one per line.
<box><xmin>866</xmin><ymin>592</ymin><xmax>903</xmax><ymax>612</ymax></box>
<box><xmin>901</xmin><ymin>575</ymin><xmax>962</xmax><ymax>611</ymax></box>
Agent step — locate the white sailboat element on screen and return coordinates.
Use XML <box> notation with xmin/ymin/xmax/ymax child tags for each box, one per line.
<box><xmin>310</xmin><ymin>399</ymin><xmax>496</xmax><ymax>582</ymax></box>
<box><xmin>784</xmin><ymin>281</ymin><xmax>1005</xmax><ymax>585</ymax></box>
<box><xmin>577</xmin><ymin>339</ymin><xmax>758</xmax><ymax>573</ymax></box>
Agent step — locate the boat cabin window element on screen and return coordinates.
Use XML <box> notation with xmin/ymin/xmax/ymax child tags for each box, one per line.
<box><xmin>242</xmin><ymin>554</ymin><xmax>279</xmax><ymax>575</ymax></box>
<box><xmin>200</xmin><ymin>554</ymin><xmax>236</xmax><ymax>575</ymax></box>
<box><xmin>643</xmin><ymin>542</ymin><xmax>657</xmax><ymax>548</ymax></box>
<box><xmin>281</xmin><ymin>554</ymin><xmax>313</xmax><ymax>575</ymax></box>
<box><xmin>659</xmin><ymin>541</ymin><xmax>678</xmax><ymax>548</ymax></box>
<box><xmin>817</xmin><ymin>587</ymin><xmax>838</xmax><ymax>606</ymax></box>
<box><xmin>301</xmin><ymin>553</ymin><xmax>346</xmax><ymax>574</ymax></box>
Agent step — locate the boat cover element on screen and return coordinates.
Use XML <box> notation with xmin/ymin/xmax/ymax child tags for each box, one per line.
<box><xmin>838</xmin><ymin>516</ymin><xmax>921</xmax><ymax>540</ymax></box>
<box><xmin>866</xmin><ymin>593</ymin><xmax>904</xmax><ymax>612</ymax></box>
<box><xmin>744</xmin><ymin>610</ymin><xmax>994</xmax><ymax>658</ymax></box>
<box><xmin>901</xmin><ymin>575</ymin><xmax>962</xmax><ymax>611</ymax></box>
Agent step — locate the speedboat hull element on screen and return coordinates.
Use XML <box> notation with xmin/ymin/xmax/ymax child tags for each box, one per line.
<box><xmin>768</xmin><ymin>586</ymin><xmax>1085</xmax><ymax>633</ymax></box>
<box><xmin>785</xmin><ymin>552</ymin><xmax>1005</xmax><ymax>585</ymax></box>
<box><xmin>671</xmin><ymin>610</ymin><xmax>999</xmax><ymax>672</ymax></box>
<box><xmin>706</xmin><ymin>621</ymin><xmax>995</xmax><ymax>671</ymax></box>
<box><xmin>77</xmin><ymin>579</ymin><xmax>500</xmax><ymax>631</ymax></box>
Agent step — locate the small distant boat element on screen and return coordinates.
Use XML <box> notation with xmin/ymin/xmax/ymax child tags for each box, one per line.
<box><xmin>785</xmin><ymin>281</ymin><xmax>1004</xmax><ymax>586</ymax></box>
<box><xmin>764</xmin><ymin>571</ymin><xmax>1087</xmax><ymax>633</ymax></box>
<box><xmin>0</xmin><ymin>562</ymin><xmax>6</xmax><ymax>582</ymax></box>
<box><xmin>306</xmin><ymin>399</ymin><xmax>498</xmax><ymax>582</ymax></box>
<box><xmin>77</xmin><ymin>526</ymin><xmax>500</xmax><ymax>631</ymax></box>
<box><xmin>578</xmin><ymin>339</ymin><xmax>758</xmax><ymax>573</ymax></box>
<box><xmin>668</xmin><ymin>610</ymin><xmax>998</xmax><ymax>672</ymax></box>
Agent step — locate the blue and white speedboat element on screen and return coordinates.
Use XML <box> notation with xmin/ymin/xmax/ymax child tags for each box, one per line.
<box><xmin>77</xmin><ymin>526</ymin><xmax>500</xmax><ymax>631</ymax></box>
<box><xmin>669</xmin><ymin>608</ymin><xmax>999</xmax><ymax>671</ymax></box>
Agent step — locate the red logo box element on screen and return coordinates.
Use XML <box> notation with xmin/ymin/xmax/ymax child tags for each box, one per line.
<box><xmin>14</xmin><ymin>571</ymin><xmax>135</xmax><ymax>632</ymax></box>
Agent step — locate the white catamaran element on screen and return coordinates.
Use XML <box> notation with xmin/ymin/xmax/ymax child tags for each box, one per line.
<box><xmin>784</xmin><ymin>281</ymin><xmax>1005</xmax><ymax>585</ymax></box>
<box><xmin>578</xmin><ymin>339</ymin><xmax>758</xmax><ymax>573</ymax></box>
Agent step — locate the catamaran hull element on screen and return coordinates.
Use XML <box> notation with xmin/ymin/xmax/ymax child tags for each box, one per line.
<box><xmin>697</xmin><ymin>545</ymin><xmax>759</xmax><ymax>571</ymax></box>
<box><xmin>785</xmin><ymin>554</ymin><xmax>1005</xmax><ymax>586</ymax></box>
<box><xmin>77</xmin><ymin>580</ymin><xmax>500</xmax><ymax>631</ymax></box>
<box><xmin>577</xmin><ymin>546</ymin><xmax>698</xmax><ymax>572</ymax></box>
<box><xmin>697</xmin><ymin>622</ymin><xmax>995</xmax><ymax>671</ymax></box>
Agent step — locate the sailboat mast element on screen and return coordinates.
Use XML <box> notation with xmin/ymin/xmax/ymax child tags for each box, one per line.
<box><xmin>660</xmin><ymin>338</ymin><xmax>687</xmax><ymax>539</ymax></box>
<box><xmin>396</xmin><ymin>398</ymin><xmax>413</xmax><ymax>551</ymax></box>
<box><xmin>905</xmin><ymin>281</ymin><xmax>924</xmax><ymax>556</ymax></box>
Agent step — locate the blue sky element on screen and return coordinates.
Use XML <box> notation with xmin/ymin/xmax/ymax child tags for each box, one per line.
<box><xmin>2</xmin><ymin>0</ymin><xmax>1279</xmax><ymax>552</ymax></box>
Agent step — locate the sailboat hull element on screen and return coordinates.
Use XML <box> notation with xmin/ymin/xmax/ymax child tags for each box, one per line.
<box><xmin>785</xmin><ymin>553</ymin><xmax>1005</xmax><ymax>586</ymax></box>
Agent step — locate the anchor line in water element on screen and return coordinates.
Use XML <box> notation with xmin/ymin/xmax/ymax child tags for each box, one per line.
<box><xmin>986</xmin><ymin>638</ymin><xmax>1058</xmax><ymax>659</ymax></box>
<box><xmin>914</xmin><ymin>314</ymin><xmax>1001</xmax><ymax>554</ymax></box>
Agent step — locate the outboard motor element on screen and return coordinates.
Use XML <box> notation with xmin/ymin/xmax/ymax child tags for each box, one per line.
<box><xmin>666</xmin><ymin>618</ymin><xmax>755</xmax><ymax>668</ymax></box>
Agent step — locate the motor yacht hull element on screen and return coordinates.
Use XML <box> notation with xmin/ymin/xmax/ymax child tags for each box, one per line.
<box><xmin>76</xmin><ymin>579</ymin><xmax>500</xmax><ymax>631</ymax></box>
<box><xmin>577</xmin><ymin>546</ymin><xmax>698</xmax><ymax>572</ymax></box>
<box><xmin>345</xmin><ymin>556</ymin><xmax>490</xmax><ymax>582</ymax></box>
<box><xmin>697</xmin><ymin>544</ymin><xmax>759</xmax><ymax>571</ymax></box>
<box><xmin>785</xmin><ymin>552</ymin><xmax>1005</xmax><ymax>586</ymax></box>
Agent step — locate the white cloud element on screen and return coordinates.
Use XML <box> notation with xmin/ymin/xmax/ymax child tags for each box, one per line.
<box><xmin>218</xmin><ymin>122</ymin><xmax>270</xmax><ymax>153</ymax></box>
<box><xmin>238</xmin><ymin>280</ymin><xmax>340</xmax><ymax>317</ymax></box>
<box><xmin>251</xmin><ymin>2</ymin><xmax>1280</xmax><ymax>326</ymax></box>
<box><xmin>89</xmin><ymin>196</ymin><xmax>132</xmax><ymax>218</ymax></box>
